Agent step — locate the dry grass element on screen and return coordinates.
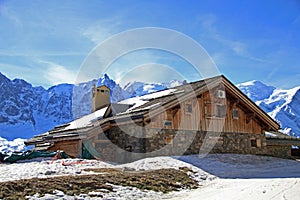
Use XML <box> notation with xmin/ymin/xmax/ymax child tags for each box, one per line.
<box><xmin>0</xmin><ymin>168</ymin><xmax>199</xmax><ymax>199</ymax></box>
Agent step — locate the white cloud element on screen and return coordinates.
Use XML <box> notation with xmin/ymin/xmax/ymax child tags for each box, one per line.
<box><xmin>197</xmin><ymin>14</ymin><xmax>217</xmax><ymax>33</ymax></box>
<box><xmin>197</xmin><ymin>14</ymin><xmax>268</xmax><ymax>63</ymax></box>
<box><xmin>81</xmin><ymin>18</ymin><xmax>123</xmax><ymax>44</ymax></box>
<box><xmin>103</xmin><ymin>50</ymin><xmax>195</xmax><ymax>86</ymax></box>
<box><xmin>0</xmin><ymin>62</ymin><xmax>46</xmax><ymax>86</ymax></box>
<box><xmin>39</xmin><ymin>60</ymin><xmax>78</xmax><ymax>86</ymax></box>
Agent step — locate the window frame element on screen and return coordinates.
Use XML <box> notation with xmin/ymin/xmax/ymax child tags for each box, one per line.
<box><xmin>204</xmin><ymin>102</ymin><xmax>227</xmax><ymax>118</ymax></box>
<box><xmin>250</xmin><ymin>139</ymin><xmax>257</xmax><ymax>147</ymax></box>
<box><xmin>216</xmin><ymin>104</ymin><xmax>227</xmax><ymax>118</ymax></box>
<box><xmin>233</xmin><ymin>108</ymin><xmax>239</xmax><ymax>119</ymax></box>
<box><xmin>163</xmin><ymin>120</ymin><xmax>173</xmax><ymax>128</ymax></box>
<box><xmin>185</xmin><ymin>103</ymin><xmax>192</xmax><ymax>114</ymax></box>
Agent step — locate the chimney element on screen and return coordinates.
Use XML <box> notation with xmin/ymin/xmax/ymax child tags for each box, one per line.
<box><xmin>92</xmin><ymin>84</ymin><xmax>111</xmax><ymax>112</ymax></box>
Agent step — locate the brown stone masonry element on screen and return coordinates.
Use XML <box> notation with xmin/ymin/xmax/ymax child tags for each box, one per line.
<box><xmin>87</xmin><ymin>125</ymin><xmax>267</xmax><ymax>163</ymax></box>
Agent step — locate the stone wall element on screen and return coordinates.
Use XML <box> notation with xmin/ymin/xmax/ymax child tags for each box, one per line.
<box><xmin>144</xmin><ymin>129</ymin><xmax>267</xmax><ymax>155</ymax></box>
<box><xmin>265</xmin><ymin>144</ymin><xmax>291</xmax><ymax>158</ymax></box>
<box><xmin>88</xmin><ymin>125</ymin><xmax>268</xmax><ymax>163</ymax></box>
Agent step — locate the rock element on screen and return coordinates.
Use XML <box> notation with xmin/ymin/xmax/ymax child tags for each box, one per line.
<box><xmin>88</xmin><ymin>191</ymin><xmax>103</xmax><ymax>197</ymax></box>
<box><xmin>44</xmin><ymin>170</ymin><xmax>56</xmax><ymax>175</ymax></box>
<box><xmin>200</xmin><ymin>174</ymin><xmax>207</xmax><ymax>180</ymax></box>
<box><xmin>121</xmin><ymin>167</ymin><xmax>136</xmax><ymax>172</ymax></box>
<box><xmin>78</xmin><ymin>194</ymin><xmax>89</xmax><ymax>199</ymax></box>
<box><xmin>53</xmin><ymin>190</ymin><xmax>64</xmax><ymax>197</ymax></box>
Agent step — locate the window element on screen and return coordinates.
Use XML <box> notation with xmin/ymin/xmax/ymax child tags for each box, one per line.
<box><xmin>163</xmin><ymin>120</ymin><xmax>172</xmax><ymax>128</ymax></box>
<box><xmin>165</xmin><ymin>135</ymin><xmax>174</xmax><ymax>145</ymax></box>
<box><xmin>100</xmin><ymin>90</ymin><xmax>105</xmax><ymax>93</ymax></box>
<box><xmin>216</xmin><ymin>105</ymin><xmax>226</xmax><ymax>118</ymax></box>
<box><xmin>233</xmin><ymin>109</ymin><xmax>239</xmax><ymax>119</ymax></box>
<box><xmin>185</xmin><ymin>104</ymin><xmax>192</xmax><ymax>114</ymax></box>
<box><xmin>205</xmin><ymin>103</ymin><xmax>226</xmax><ymax>118</ymax></box>
<box><xmin>217</xmin><ymin>90</ymin><xmax>226</xmax><ymax>98</ymax></box>
<box><xmin>250</xmin><ymin>139</ymin><xmax>257</xmax><ymax>147</ymax></box>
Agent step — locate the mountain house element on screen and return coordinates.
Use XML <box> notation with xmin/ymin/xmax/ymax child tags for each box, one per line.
<box><xmin>25</xmin><ymin>75</ymin><xmax>300</xmax><ymax>162</ymax></box>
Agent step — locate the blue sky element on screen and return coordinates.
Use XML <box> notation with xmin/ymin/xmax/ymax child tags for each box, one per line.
<box><xmin>0</xmin><ymin>0</ymin><xmax>299</xmax><ymax>89</ymax></box>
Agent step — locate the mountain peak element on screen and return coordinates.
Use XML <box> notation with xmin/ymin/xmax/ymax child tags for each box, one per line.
<box><xmin>237</xmin><ymin>80</ymin><xmax>275</xmax><ymax>102</ymax></box>
<box><xmin>96</xmin><ymin>73</ymin><xmax>115</xmax><ymax>87</ymax></box>
<box><xmin>102</xmin><ymin>73</ymin><xmax>110</xmax><ymax>80</ymax></box>
<box><xmin>0</xmin><ymin>72</ymin><xmax>10</xmax><ymax>83</ymax></box>
<box><xmin>237</xmin><ymin>80</ymin><xmax>269</xmax><ymax>88</ymax></box>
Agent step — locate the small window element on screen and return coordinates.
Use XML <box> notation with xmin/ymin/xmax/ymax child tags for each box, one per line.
<box><xmin>217</xmin><ymin>90</ymin><xmax>226</xmax><ymax>98</ymax></box>
<box><xmin>185</xmin><ymin>104</ymin><xmax>192</xmax><ymax>114</ymax></box>
<box><xmin>250</xmin><ymin>139</ymin><xmax>257</xmax><ymax>147</ymax></box>
<box><xmin>165</xmin><ymin>135</ymin><xmax>174</xmax><ymax>145</ymax></box>
<box><xmin>233</xmin><ymin>109</ymin><xmax>239</xmax><ymax>119</ymax></box>
<box><xmin>205</xmin><ymin>103</ymin><xmax>226</xmax><ymax>118</ymax></box>
<box><xmin>163</xmin><ymin>120</ymin><xmax>172</xmax><ymax>127</ymax></box>
<box><xmin>216</xmin><ymin>105</ymin><xmax>226</xmax><ymax>118</ymax></box>
<box><xmin>100</xmin><ymin>90</ymin><xmax>105</xmax><ymax>93</ymax></box>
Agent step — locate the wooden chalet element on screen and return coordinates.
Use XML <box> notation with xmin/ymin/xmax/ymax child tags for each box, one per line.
<box><xmin>26</xmin><ymin>75</ymin><xmax>294</xmax><ymax>162</ymax></box>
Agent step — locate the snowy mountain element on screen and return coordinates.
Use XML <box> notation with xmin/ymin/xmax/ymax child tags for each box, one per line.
<box><xmin>0</xmin><ymin>73</ymin><xmax>130</xmax><ymax>141</ymax></box>
<box><xmin>236</xmin><ymin>80</ymin><xmax>276</xmax><ymax>102</ymax></box>
<box><xmin>237</xmin><ymin>81</ymin><xmax>300</xmax><ymax>137</ymax></box>
<box><xmin>0</xmin><ymin>71</ymin><xmax>74</xmax><ymax>140</ymax></box>
<box><xmin>0</xmin><ymin>72</ymin><xmax>180</xmax><ymax>142</ymax></box>
<box><xmin>1</xmin><ymin>71</ymin><xmax>300</xmax><ymax>153</ymax></box>
<box><xmin>0</xmin><ymin>136</ymin><xmax>29</xmax><ymax>153</ymax></box>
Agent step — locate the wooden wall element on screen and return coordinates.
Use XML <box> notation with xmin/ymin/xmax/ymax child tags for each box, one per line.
<box><xmin>48</xmin><ymin>139</ymin><xmax>82</xmax><ymax>158</ymax></box>
<box><xmin>148</xmin><ymin>86</ymin><xmax>265</xmax><ymax>134</ymax></box>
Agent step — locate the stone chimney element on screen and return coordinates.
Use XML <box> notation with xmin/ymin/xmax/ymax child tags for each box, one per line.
<box><xmin>92</xmin><ymin>84</ymin><xmax>110</xmax><ymax>112</ymax></box>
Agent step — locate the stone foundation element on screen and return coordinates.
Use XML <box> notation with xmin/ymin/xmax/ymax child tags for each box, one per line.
<box><xmin>265</xmin><ymin>144</ymin><xmax>291</xmax><ymax>158</ymax></box>
<box><xmin>87</xmin><ymin>125</ymin><xmax>268</xmax><ymax>163</ymax></box>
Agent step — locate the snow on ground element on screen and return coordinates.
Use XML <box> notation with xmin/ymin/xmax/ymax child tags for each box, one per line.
<box><xmin>170</xmin><ymin>154</ymin><xmax>300</xmax><ymax>200</ymax></box>
<box><xmin>0</xmin><ymin>156</ymin><xmax>211</xmax><ymax>183</ymax></box>
<box><xmin>171</xmin><ymin>178</ymin><xmax>300</xmax><ymax>200</ymax></box>
<box><xmin>1</xmin><ymin>154</ymin><xmax>300</xmax><ymax>199</ymax></box>
<box><xmin>177</xmin><ymin>154</ymin><xmax>300</xmax><ymax>178</ymax></box>
<box><xmin>0</xmin><ymin>158</ymin><xmax>113</xmax><ymax>182</ymax></box>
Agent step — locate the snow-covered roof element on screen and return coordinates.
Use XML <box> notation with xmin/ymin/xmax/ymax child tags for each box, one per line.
<box><xmin>265</xmin><ymin>131</ymin><xmax>300</xmax><ymax>140</ymax></box>
<box><xmin>118</xmin><ymin>88</ymin><xmax>177</xmax><ymax>112</ymax></box>
<box><xmin>53</xmin><ymin>106</ymin><xmax>108</xmax><ymax>132</ymax></box>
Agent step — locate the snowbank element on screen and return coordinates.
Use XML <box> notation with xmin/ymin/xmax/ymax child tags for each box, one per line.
<box><xmin>1</xmin><ymin>154</ymin><xmax>300</xmax><ymax>199</ymax></box>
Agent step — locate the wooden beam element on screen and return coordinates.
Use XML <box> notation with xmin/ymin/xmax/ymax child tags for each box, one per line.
<box><xmin>246</xmin><ymin>113</ymin><xmax>255</xmax><ymax>124</ymax></box>
<box><xmin>172</xmin><ymin>106</ymin><xmax>180</xmax><ymax>117</ymax></box>
<box><xmin>230</xmin><ymin>99</ymin><xmax>239</xmax><ymax>108</ymax></box>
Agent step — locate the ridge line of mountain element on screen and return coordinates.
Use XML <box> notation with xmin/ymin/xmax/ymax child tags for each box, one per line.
<box><xmin>0</xmin><ymin>72</ymin><xmax>299</xmax><ymax>141</ymax></box>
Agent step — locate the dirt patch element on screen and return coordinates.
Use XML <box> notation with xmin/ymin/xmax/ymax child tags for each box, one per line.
<box><xmin>83</xmin><ymin>167</ymin><xmax>121</xmax><ymax>173</ymax></box>
<box><xmin>0</xmin><ymin>168</ymin><xmax>199</xmax><ymax>199</ymax></box>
